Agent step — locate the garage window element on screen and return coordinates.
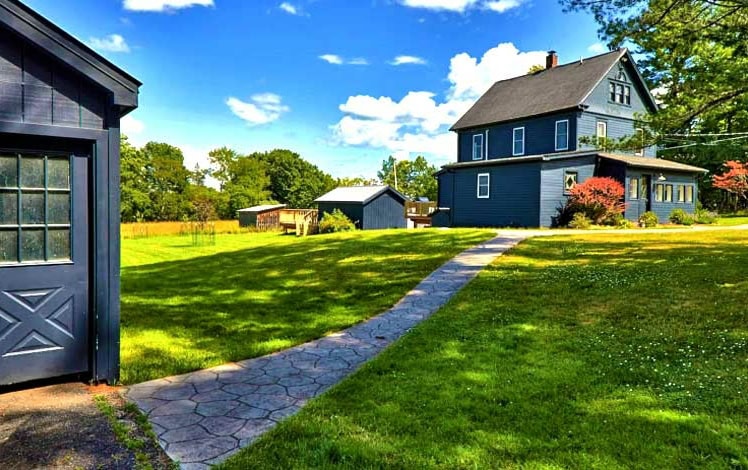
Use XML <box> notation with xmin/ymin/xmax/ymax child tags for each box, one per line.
<box><xmin>0</xmin><ymin>154</ymin><xmax>71</xmax><ymax>264</ymax></box>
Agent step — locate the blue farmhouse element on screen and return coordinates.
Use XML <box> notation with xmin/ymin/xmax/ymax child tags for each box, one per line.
<box><xmin>316</xmin><ymin>185</ymin><xmax>408</xmax><ymax>230</ymax></box>
<box><xmin>433</xmin><ymin>49</ymin><xmax>706</xmax><ymax>228</ymax></box>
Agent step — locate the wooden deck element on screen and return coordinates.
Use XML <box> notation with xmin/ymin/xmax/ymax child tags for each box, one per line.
<box><xmin>279</xmin><ymin>209</ymin><xmax>319</xmax><ymax>236</ymax></box>
<box><xmin>405</xmin><ymin>201</ymin><xmax>437</xmax><ymax>227</ymax></box>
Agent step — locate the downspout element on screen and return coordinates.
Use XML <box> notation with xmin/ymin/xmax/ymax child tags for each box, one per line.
<box><xmin>485</xmin><ymin>129</ymin><xmax>489</xmax><ymax>159</ymax></box>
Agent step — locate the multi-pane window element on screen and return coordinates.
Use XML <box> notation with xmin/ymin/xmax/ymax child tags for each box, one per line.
<box><xmin>629</xmin><ymin>177</ymin><xmax>639</xmax><ymax>199</ymax></box>
<box><xmin>665</xmin><ymin>184</ymin><xmax>673</xmax><ymax>202</ymax></box>
<box><xmin>472</xmin><ymin>134</ymin><xmax>484</xmax><ymax>161</ymax></box>
<box><xmin>477</xmin><ymin>173</ymin><xmax>490</xmax><ymax>199</ymax></box>
<box><xmin>512</xmin><ymin>128</ymin><xmax>524</xmax><ymax>156</ymax></box>
<box><xmin>685</xmin><ymin>185</ymin><xmax>694</xmax><ymax>203</ymax></box>
<box><xmin>655</xmin><ymin>183</ymin><xmax>664</xmax><ymax>202</ymax></box>
<box><xmin>609</xmin><ymin>80</ymin><xmax>631</xmax><ymax>105</ymax></box>
<box><xmin>564</xmin><ymin>171</ymin><xmax>578</xmax><ymax>193</ymax></box>
<box><xmin>555</xmin><ymin>120</ymin><xmax>569</xmax><ymax>151</ymax></box>
<box><xmin>0</xmin><ymin>154</ymin><xmax>71</xmax><ymax>264</ymax></box>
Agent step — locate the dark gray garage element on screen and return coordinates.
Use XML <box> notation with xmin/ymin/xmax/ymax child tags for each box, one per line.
<box><xmin>0</xmin><ymin>0</ymin><xmax>140</xmax><ymax>385</ymax></box>
<box><xmin>315</xmin><ymin>186</ymin><xmax>408</xmax><ymax>230</ymax></box>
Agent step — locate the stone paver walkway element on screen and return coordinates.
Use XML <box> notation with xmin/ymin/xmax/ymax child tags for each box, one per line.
<box><xmin>125</xmin><ymin>232</ymin><xmax>529</xmax><ymax>468</ymax></box>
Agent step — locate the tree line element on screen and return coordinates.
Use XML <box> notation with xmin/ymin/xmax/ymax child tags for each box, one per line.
<box><xmin>120</xmin><ymin>138</ymin><xmax>438</xmax><ymax>223</ymax></box>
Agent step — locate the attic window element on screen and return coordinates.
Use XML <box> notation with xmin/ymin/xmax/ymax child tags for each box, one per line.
<box><xmin>610</xmin><ymin>81</ymin><xmax>631</xmax><ymax>105</ymax></box>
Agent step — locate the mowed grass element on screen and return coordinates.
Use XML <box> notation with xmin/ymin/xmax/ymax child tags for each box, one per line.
<box><xmin>221</xmin><ymin>230</ymin><xmax>748</xmax><ymax>469</ymax></box>
<box><xmin>716</xmin><ymin>215</ymin><xmax>748</xmax><ymax>226</ymax></box>
<box><xmin>120</xmin><ymin>229</ymin><xmax>495</xmax><ymax>384</ymax></box>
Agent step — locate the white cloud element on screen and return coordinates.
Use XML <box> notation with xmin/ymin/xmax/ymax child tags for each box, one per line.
<box><xmin>123</xmin><ymin>0</ymin><xmax>213</xmax><ymax>12</ymax></box>
<box><xmin>88</xmin><ymin>34</ymin><xmax>130</xmax><ymax>53</ymax></box>
<box><xmin>320</xmin><ymin>54</ymin><xmax>369</xmax><ymax>65</ymax></box>
<box><xmin>330</xmin><ymin>42</ymin><xmax>546</xmax><ymax>162</ymax></box>
<box><xmin>390</xmin><ymin>55</ymin><xmax>427</xmax><ymax>66</ymax></box>
<box><xmin>226</xmin><ymin>93</ymin><xmax>290</xmax><ymax>126</ymax></box>
<box><xmin>279</xmin><ymin>2</ymin><xmax>299</xmax><ymax>15</ymax></box>
<box><xmin>399</xmin><ymin>0</ymin><xmax>480</xmax><ymax>12</ymax></box>
<box><xmin>121</xmin><ymin>114</ymin><xmax>145</xmax><ymax>137</ymax></box>
<box><xmin>399</xmin><ymin>0</ymin><xmax>522</xmax><ymax>13</ymax></box>
<box><xmin>320</xmin><ymin>54</ymin><xmax>344</xmax><ymax>65</ymax></box>
<box><xmin>484</xmin><ymin>0</ymin><xmax>521</xmax><ymax>13</ymax></box>
<box><xmin>588</xmin><ymin>42</ymin><xmax>607</xmax><ymax>54</ymax></box>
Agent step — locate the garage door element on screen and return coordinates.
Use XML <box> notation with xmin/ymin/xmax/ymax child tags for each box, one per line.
<box><xmin>0</xmin><ymin>152</ymin><xmax>89</xmax><ymax>385</ymax></box>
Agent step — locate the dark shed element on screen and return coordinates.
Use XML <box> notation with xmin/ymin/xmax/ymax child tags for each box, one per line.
<box><xmin>315</xmin><ymin>186</ymin><xmax>408</xmax><ymax>230</ymax></box>
<box><xmin>0</xmin><ymin>0</ymin><xmax>141</xmax><ymax>385</ymax></box>
<box><xmin>237</xmin><ymin>204</ymin><xmax>286</xmax><ymax>228</ymax></box>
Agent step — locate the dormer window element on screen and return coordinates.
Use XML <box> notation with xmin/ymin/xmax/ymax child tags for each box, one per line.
<box><xmin>472</xmin><ymin>134</ymin><xmax>484</xmax><ymax>160</ymax></box>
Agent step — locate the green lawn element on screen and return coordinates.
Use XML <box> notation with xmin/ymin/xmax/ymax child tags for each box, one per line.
<box><xmin>221</xmin><ymin>230</ymin><xmax>748</xmax><ymax>469</ymax></box>
<box><xmin>716</xmin><ymin>215</ymin><xmax>748</xmax><ymax>226</ymax></box>
<box><xmin>120</xmin><ymin>229</ymin><xmax>495</xmax><ymax>384</ymax></box>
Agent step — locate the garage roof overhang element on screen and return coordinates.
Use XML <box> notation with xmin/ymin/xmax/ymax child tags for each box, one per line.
<box><xmin>0</xmin><ymin>0</ymin><xmax>142</xmax><ymax>117</ymax></box>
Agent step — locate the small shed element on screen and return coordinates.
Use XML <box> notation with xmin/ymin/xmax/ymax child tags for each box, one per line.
<box><xmin>315</xmin><ymin>186</ymin><xmax>408</xmax><ymax>230</ymax></box>
<box><xmin>0</xmin><ymin>0</ymin><xmax>140</xmax><ymax>385</ymax></box>
<box><xmin>237</xmin><ymin>204</ymin><xmax>286</xmax><ymax>228</ymax></box>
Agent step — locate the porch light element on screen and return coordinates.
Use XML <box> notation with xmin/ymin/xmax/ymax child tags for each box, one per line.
<box><xmin>657</xmin><ymin>173</ymin><xmax>667</xmax><ymax>181</ymax></box>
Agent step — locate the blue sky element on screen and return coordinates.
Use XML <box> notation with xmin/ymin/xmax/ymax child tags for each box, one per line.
<box><xmin>23</xmin><ymin>0</ymin><xmax>605</xmax><ymax>180</ymax></box>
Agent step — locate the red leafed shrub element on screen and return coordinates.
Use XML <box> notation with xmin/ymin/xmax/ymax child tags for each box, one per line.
<box><xmin>713</xmin><ymin>161</ymin><xmax>748</xmax><ymax>210</ymax></box>
<box><xmin>562</xmin><ymin>177</ymin><xmax>625</xmax><ymax>225</ymax></box>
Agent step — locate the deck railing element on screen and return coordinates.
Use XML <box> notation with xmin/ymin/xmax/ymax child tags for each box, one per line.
<box><xmin>405</xmin><ymin>201</ymin><xmax>437</xmax><ymax>218</ymax></box>
<box><xmin>279</xmin><ymin>209</ymin><xmax>319</xmax><ymax>236</ymax></box>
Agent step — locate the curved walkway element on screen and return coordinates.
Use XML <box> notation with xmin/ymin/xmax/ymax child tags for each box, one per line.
<box><xmin>125</xmin><ymin>232</ymin><xmax>529</xmax><ymax>469</ymax></box>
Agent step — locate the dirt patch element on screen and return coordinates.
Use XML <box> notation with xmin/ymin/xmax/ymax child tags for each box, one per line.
<box><xmin>0</xmin><ymin>381</ymin><xmax>172</xmax><ymax>470</ymax></box>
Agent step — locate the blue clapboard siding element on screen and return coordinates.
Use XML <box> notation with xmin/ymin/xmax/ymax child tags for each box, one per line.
<box><xmin>319</xmin><ymin>202</ymin><xmax>364</xmax><ymax>228</ymax></box>
<box><xmin>624</xmin><ymin>170</ymin><xmax>697</xmax><ymax>223</ymax></box>
<box><xmin>584</xmin><ymin>57</ymin><xmax>654</xmax><ymax>119</ymax></box>
<box><xmin>0</xmin><ymin>26</ymin><xmax>106</xmax><ymax>128</ymax></box>
<box><xmin>577</xmin><ymin>112</ymin><xmax>656</xmax><ymax>157</ymax></box>
<box><xmin>447</xmin><ymin>162</ymin><xmax>541</xmax><ymax>227</ymax></box>
<box><xmin>318</xmin><ymin>191</ymin><xmax>405</xmax><ymax>230</ymax></box>
<box><xmin>457</xmin><ymin>111</ymin><xmax>578</xmax><ymax>162</ymax></box>
<box><xmin>438</xmin><ymin>171</ymin><xmax>454</xmax><ymax>208</ymax></box>
<box><xmin>363</xmin><ymin>192</ymin><xmax>406</xmax><ymax>229</ymax></box>
<box><xmin>539</xmin><ymin>155</ymin><xmax>597</xmax><ymax>227</ymax></box>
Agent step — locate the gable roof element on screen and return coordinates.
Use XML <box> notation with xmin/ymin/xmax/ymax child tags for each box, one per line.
<box><xmin>440</xmin><ymin>151</ymin><xmax>707</xmax><ymax>174</ymax></box>
<box><xmin>236</xmin><ymin>204</ymin><xmax>287</xmax><ymax>214</ymax></box>
<box><xmin>315</xmin><ymin>186</ymin><xmax>408</xmax><ymax>204</ymax></box>
<box><xmin>451</xmin><ymin>49</ymin><xmax>657</xmax><ymax>131</ymax></box>
<box><xmin>0</xmin><ymin>0</ymin><xmax>141</xmax><ymax>114</ymax></box>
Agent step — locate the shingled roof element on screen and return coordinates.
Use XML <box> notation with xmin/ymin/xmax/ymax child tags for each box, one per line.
<box><xmin>451</xmin><ymin>49</ymin><xmax>652</xmax><ymax>131</ymax></box>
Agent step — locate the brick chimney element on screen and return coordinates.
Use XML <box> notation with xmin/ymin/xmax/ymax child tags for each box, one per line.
<box><xmin>546</xmin><ymin>50</ymin><xmax>558</xmax><ymax>69</ymax></box>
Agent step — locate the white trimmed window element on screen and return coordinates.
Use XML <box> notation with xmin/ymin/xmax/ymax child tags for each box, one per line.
<box><xmin>629</xmin><ymin>177</ymin><xmax>639</xmax><ymax>200</ymax></box>
<box><xmin>655</xmin><ymin>183</ymin><xmax>664</xmax><ymax>202</ymax></box>
<box><xmin>677</xmin><ymin>185</ymin><xmax>685</xmax><ymax>203</ymax></box>
<box><xmin>555</xmin><ymin>120</ymin><xmax>569</xmax><ymax>151</ymax></box>
<box><xmin>596</xmin><ymin>121</ymin><xmax>607</xmax><ymax>148</ymax></box>
<box><xmin>634</xmin><ymin>128</ymin><xmax>644</xmax><ymax>156</ymax></box>
<box><xmin>513</xmin><ymin>127</ymin><xmax>525</xmax><ymax>156</ymax></box>
<box><xmin>477</xmin><ymin>173</ymin><xmax>490</xmax><ymax>199</ymax></box>
<box><xmin>685</xmin><ymin>185</ymin><xmax>694</xmax><ymax>203</ymax></box>
<box><xmin>472</xmin><ymin>134</ymin><xmax>484</xmax><ymax>161</ymax></box>
<box><xmin>665</xmin><ymin>184</ymin><xmax>673</xmax><ymax>202</ymax></box>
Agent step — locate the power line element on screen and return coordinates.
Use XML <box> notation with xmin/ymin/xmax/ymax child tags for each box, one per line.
<box><xmin>662</xmin><ymin>131</ymin><xmax>748</xmax><ymax>137</ymax></box>
<box><xmin>660</xmin><ymin>135</ymin><xmax>748</xmax><ymax>151</ymax></box>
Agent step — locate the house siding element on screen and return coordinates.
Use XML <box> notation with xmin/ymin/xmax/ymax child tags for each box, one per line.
<box><xmin>319</xmin><ymin>202</ymin><xmax>364</xmax><ymax>228</ymax></box>
<box><xmin>0</xmin><ymin>26</ymin><xmax>107</xmax><ymax>129</ymax></box>
<box><xmin>539</xmin><ymin>155</ymin><xmax>597</xmax><ymax>227</ymax></box>
<box><xmin>577</xmin><ymin>111</ymin><xmax>656</xmax><ymax>157</ymax></box>
<box><xmin>318</xmin><ymin>192</ymin><xmax>405</xmax><ymax>230</ymax></box>
<box><xmin>583</xmin><ymin>58</ymin><xmax>653</xmax><ymax>118</ymax></box>
<box><xmin>362</xmin><ymin>192</ymin><xmax>406</xmax><ymax>229</ymax></box>
<box><xmin>625</xmin><ymin>170</ymin><xmax>698</xmax><ymax>223</ymax></box>
<box><xmin>449</xmin><ymin>162</ymin><xmax>541</xmax><ymax>227</ymax></box>
<box><xmin>438</xmin><ymin>171</ymin><xmax>454</xmax><ymax>208</ymax></box>
<box><xmin>457</xmin><ymin>111</ymin><xmax>578</xmax><ymax>162</ymax></box>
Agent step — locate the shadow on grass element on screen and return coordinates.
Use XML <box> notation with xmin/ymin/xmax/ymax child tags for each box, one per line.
<box><xmin>218</xmin><ymin>231</ymin><xmax>748</xmax><ymax>469</ymax></box>
<box><xmin>121</xmin><ymin>230</ymin><xmax>494</xmax><ymax>384</ymax></box>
